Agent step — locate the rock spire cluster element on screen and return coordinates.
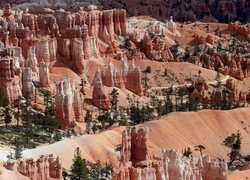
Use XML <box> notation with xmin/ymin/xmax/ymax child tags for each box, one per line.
<box><xmin>113</xmin><ymin>127</ymin><xmax>228</xmax><ymax>180</ymax></box>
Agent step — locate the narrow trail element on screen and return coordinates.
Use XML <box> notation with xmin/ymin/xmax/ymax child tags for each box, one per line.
<box><xmin>150</xmin><ymin>75</ymin><xmax>230</xmax><ymax>90</ymax></box>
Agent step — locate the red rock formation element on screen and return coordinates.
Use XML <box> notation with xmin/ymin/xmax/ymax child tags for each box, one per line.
<box><xmin>125</xmin><ymin>60</ymin><xmax>143</xmax><ymax>96</ymax></box>
<box><xmin>2</xmin><ymin>3</ymin><xmax>14</xmax><ymax>22</ymax></box>
<box><xmin>0</xmin><ymin>48</ymin><xmax>22</xmax><ymax>105</ymax></box>
<box><xmin>55</xmin><ymin>79</ymin><xmax>84</xmax><ymax>129</ymax></box>
<box><xmin>3</xmin><ymin>155</ymin><xmax>63</xmax><ymax>180</ymax></box>
<box><xmin>26</xmin><ymin>46</ymin><xmax>38</xmax><ymax>80</ymax></box>
<box><xmin>35</xmin><ymin>38</ymin><xmax>57</xmax><ymax>62</ymax></box>
<box><xmin>113</xmin><ymin>127</ymin><xmax>228</xmax><ymax>180</ymax></box>
<box><xmin>142</xmin><ymin>34</ymin><xmax>173</xmax><ymax>61</ymax></box>
<box><xmin>206</xmin><ymin>35</ymin><xmax>214</xmax><ymax>45</ymax></box>
<box><xmin>39</xmin><ymin>62</ymin><xmax>50</xmax><ymax>87</ymax></box>
<box><xmin>92</xmin><ymin>68</ymin><xmax>110</xmax><ymax>110</ymax></box>
<box><xmin>71</xmin><ymin>38</ymin><xmax>85</xmax><ymax>73</ymax></box>
<box><xmin>193</xmin><ymin>34</ymin><xmax>206</xmax><ymax>45</ymax></box>
<box><xmin>228</xmin><ymin>21</ymin><xmax>250</xmax><ymax>41</ymax></box>
<box><xmin>103</xmin><ymin>60</ymin><xmax>125</xmax><ymax>88</ymax></box>
<box><xmin>225</xmin><ymin>79</ymin><xmax>235</xmax><ymax>91</ymax></box>
<box><xmin>191</xmin><ymin>53</ymin><xmax>250</xmax><ymax>80</ymax></box>
<box><xmin>0</xmin><ymin>4</ymin><xmax>131</xmax><ymax>77</ymax></box>
<box><xmin>22</xmin><ymin>68</ymin><xmax>36</xmax><ymax>100</ymax></box>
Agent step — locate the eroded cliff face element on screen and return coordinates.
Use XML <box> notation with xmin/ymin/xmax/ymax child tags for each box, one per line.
<box><xmin>113</xmin><ymin>127</ymin><xmax>228</xmax><ymax>180</ymax></box>
<box><xmin>0</xmin><ymin>3</ymin><xmax>138</xmax><ymax>129</ymax></box>
<box><xmin>99</xmin><ymin>0</ymin><xmax>250</xmax><ymax>23</ymax></box>
<box><xmin>1</xmin><ymin>4</ymin><xmax>130</xmax><ymax>74</ymax></box>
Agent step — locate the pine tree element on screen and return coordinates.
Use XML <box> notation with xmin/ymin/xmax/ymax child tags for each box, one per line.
<box><xmin>142</xmin><ymin>66</ymin><xmax>152</xmax><ymax>90</ymax></box>
<box><xmin>194</xmin><ymin>145</ymin><xmax>205</xmax><ymax>157</ymax></box>
<box><xmin>44</xmin><ymin>114</ymin><xmax>59</xmax><ymax>142</ymax></box>
<box><xmin>14</xmin><ymin>96</ymin><xmax>23</xmax><ymax>127</ymax></box>
<box><xmin>84</xmin><ymin>110</ymin><xmax>92</xmax><ymax>123</ymax></box>
<box><xmin>0</xmin><ymin>88</ymin><xmax>9</xmax><ymax>107</ymax></box>
<box><xmin>3</xmin><ymin>107</ymin><xmax>12</xmax><ymax>128</ymax></box>
<box><xmin>183</xmin><ymin>147</ymin><xmax>193</xmax><ymax>158</ymax></box>
<box><xmin>40</xmin><ymin>89</ymin><xmax>55</xmax><ymax>116</ymax></box>
<box><xmin>13</xmin><ymin>137</ymin><xmax>23</xmax><ymax>160</ymax></box>
<box><xmin>223</xmin><ymin>131</ymin><xmax>244</xmax><ymax>168</ymax></box>
<box><xmin>71</xmin><ymin>147</ymin><xmax>89</xmax><ymax>180</ymax></box>
<box><xmin>109</xmin><ymin>88</ymin><xmax>119</xmax><ymax>112</ymax></box>
<box><xmin>21</xmin><ymin>95</ymin><xmax>33</xmax><ymax>148</ymax></box>
<box><xmin>216</xmin><ymin>70</ymin><xmax>221</xmax><ymax>90</ymax></box>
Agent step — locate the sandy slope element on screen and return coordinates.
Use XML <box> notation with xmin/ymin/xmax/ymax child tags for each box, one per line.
<box><xmin>229</xmin><ymin>169</ymin><xmax>250</xmax><ymax>180</ymax></box>
<box><xmin>0</xmin><ymin>167</ymin><xmax>30</xmax><ymax>180</ymax></box>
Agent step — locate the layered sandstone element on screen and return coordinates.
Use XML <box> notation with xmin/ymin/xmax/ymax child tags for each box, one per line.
<box><xmin>1</xmin><ymin>4</ymin><xmax>129</xmax><ymax>75</ymax></box>
<box><xmin>92</xmin><ymin>68</ymin><xmax>110</xmax><ymax>110</ymax></box>
<box><xmin>103</xmin><ymin>60</ymin><xmax>125</xmax><ymax>88</ymax></box>
<box><xmin>22</xmin><ymin>68</ymin><xmax>36</xmax><ymax>100</ymax></box>
<box><xmin>0</xmin><ymin>48</ymin><xmax>22</xmax><ymax>105</ymax></box>
<box><xmin>55</xmin><ymin>79</ymin><xmax>84</xmax><ymax>129</ymax></box>
<box><xmin>142</xmin><ymin>34</ymin><xmax>173</xmax><ymax>61</ymax></box>
<box><xmin>3</xmin><ymin>155</ymin><xmax>63</xmax><ymax>180</ymax></box>
<box><xmin>26</xmin><ymin>46</ymin><xmax>38</xmax><ymax>81</ymax></box>
<box><xmin>189</xmin><ymin>53</ymin><xmax>250</xmax><ymax>80</ymax></box>
<box><xmin>125</xmin><ymin>60</ymin><xmax>143</xmax><ymax>96</ymax></box>
<box><xmin>113</xmin><ymin>127</ymin><xmax>228</xmax><ymax>180</ymax></box>
<box><xmin>99</xmin><ymin>58</ymin><xmax>143</xmax><ymax>97</ymax></box>
<box><xmin>228</xmin><ymin>21</ymin><xmax>250</xmax><ymax>41</ymax></box>
<box><xmin>39</xmin><ymin>62</ymin><xmax>50</xmax><ymax>87</ymax></box>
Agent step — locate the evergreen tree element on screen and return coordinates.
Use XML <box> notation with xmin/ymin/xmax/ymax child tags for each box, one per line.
<box><xmin>97</xmin><ymin>111</ymin><xmax>113</xmax><ymax>128</ymax></box>
<box><xmin>71</xmin><ymin>147</ymin><xmax>89</xmax><ymax>180</ymax></box>
<box><xmin>217</xmin><ymin>41</ymin><xmax>223</xmax><ymax>51</ymax></box>
<box><xmin>142</xmin><ymin>66</ymin><xmax>152</xmax><ymax>90</ymax></box>
<box><xmin>14</xmin><ymin>96</ymin><xmax>23</xmax><ymax>127</ymax></box>
<box><xmin>21</xmin><ymin>95</ymin><xmax>33</xmax><ymax>148</ymax></box>
<box><xmin>177</xmin><ymin>87</ymin><xmax>186</xmax><ymax>111</ymax></box>
<box><xmin>183</xmin><ymin>147</ymin><xmax>193</xmax><ymax>158</ymax></box>
<box><xmin>84</xmin><ymin>110</ymin><xmax>92</xmax><ymax>123</ymax></box>
<box><xmin>139</xmin><ymin>39</ymin><xmax>144</xmax><ymax>52</ymax></box>
<box><xmin>223</xmin><ymin>131</ymin><xmax>244</xmax><ymax>168</ymax></box>
<box><xmin>194</xmin><ymin>145</ymin><xmax>205</xmax><ymax>157</ymax></box>
<box><xmin>12</xmin><ymin>137</ymin><xmax>23</xmax><ymax>160</ymax></box>
<box><xmin>3</xmin><ymin>107</ymin><xmax>12</xmax><ymax>128</ymax></box>
<box><xmin>129</xmin><ymin>104</ymin><xmax>142</xmax><ymax>124</ymax></box>
<box><xmin>43</xmin><ymin>114</ymin><xmax>59</xmax><ymax>142</ymax></box>
<box><xmin>109</xmin><ymin>88</ymin><xmax>119</xmax><ymax>112</ymax></box>
<box><xmin>118</xmin><ymin>108</ymin><xmax>128</xmax><ymax>126</ymax></box>
<box><xmin>40</xmin><ymin>89</ymin><xmax>55</xmax><ymax>116</ymax></box>
<box><xmin>123</xmin><ymin>38</ymin><xmax>131</xmax><ymax>49</ymax></box>
<box><xmin>0</xmin><ymin>88</ymin><xmax>9</xmax><ymax>107</ymax></box>
<box><xmin>163</xmin><ymin>89</ymin><xmax>173</xmax><ymax>114</ymax></box>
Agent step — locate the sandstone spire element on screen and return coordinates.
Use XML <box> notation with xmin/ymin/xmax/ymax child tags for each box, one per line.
<box><xmin>55</xmin><ymin>79</ymin><xmax>84</xmax><ymax>129</ymax></box>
